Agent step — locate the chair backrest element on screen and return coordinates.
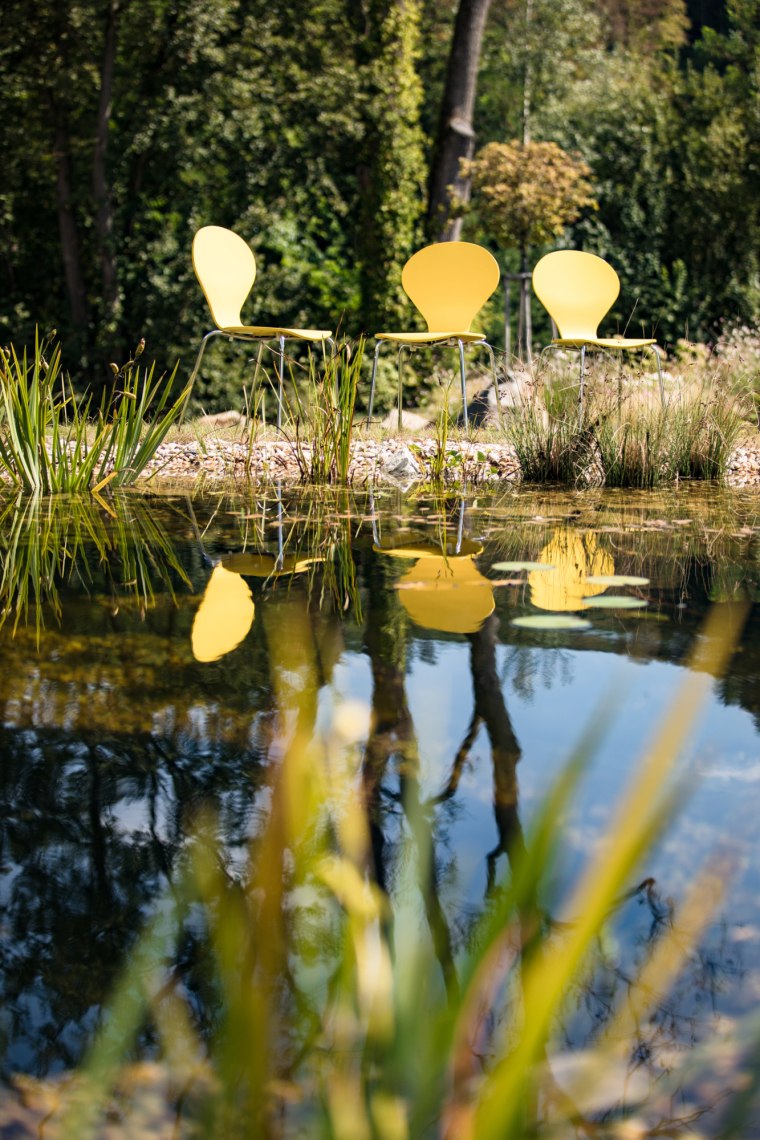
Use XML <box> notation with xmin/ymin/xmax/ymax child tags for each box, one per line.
<box><xmin>192</xmin><ymin>226</ymin><xmax>257</xmax><ymax>329</ymax></box>
<box><xmin>532</xmin><ymin>250</ymin><xmax>620</xmax><ymax>340</ymax></box>
<box><xmin>401</xmin><ymin>242</ymin><xmax>500</xmax><ymax>333</ymax></box>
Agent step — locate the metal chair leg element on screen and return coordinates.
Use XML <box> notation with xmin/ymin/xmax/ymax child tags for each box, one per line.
<box><xmin>650</xmin><ymin>345</ymin><xmax>665</xmax><ymax>405</ymax></box>
<box><xmin>367</xmin><ymin>341</ymin><xmax>382</xmax><ymax>425</ymax></box>
<box><xmin>455</xmin><ymin>496</ymin><xmax>465</xmax><ymax>554</ymax></box>
<box><xmin>397</xmin><ymin>346</ymin><xmax>405</xmax><ymax>430</ymax></box>
<box><xmin>181</xmin><ymin>329</ymin><xmax>222</xmax><ymax>425</ymax></box>
<box><xmin>458</xmin><ymin>339</ymin><xmax>468</xmax><ymax>429</ymax></box>
<box><xmin>481</xmin><ymin>340</ymin><xmax>503</xmax><ymax>429</ymax></box>
<box><xmin>277</xmin><ymin>335</ymin><xmax>285</xmax><ymax>430</ymax></box>
<box><xmin>369</xmin><ymin>486</ymin><xmax>380</xmax><ymax>547</ymax></box>
<box><xmin>578</xmin><ymin>344</ymin><xmax>587</xmax><ymax>430</ymax></box>
<box><xmin>245</xmin><ymin>343</ymin><xmax>265</xmax><ymax>429</ymax></box>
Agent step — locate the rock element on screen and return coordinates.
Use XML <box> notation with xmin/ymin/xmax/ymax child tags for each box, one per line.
<box><xmin>465</xmin><ymin>367</ymin><xmax>543</xmax><ymax>426</ymax></box>
<box><xmin>376</xmin><ymin>444</ymin><xmax>422</xmax><ymax>484</ymax></box>
<box><xmin>198</xmin><ymin>410</ymin><xmax>245</xmax><ymax>429</ymax></box>
<box><xmin>381</xmin><ymin>409</ymin><xmax>432</xmax><ymax>431</ymax></box>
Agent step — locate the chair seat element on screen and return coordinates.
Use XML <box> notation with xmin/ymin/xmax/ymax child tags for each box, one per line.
<box><xmin>553</xmin><ymin>336</ymin><xmax>657</xmax><ymax>349</ymax></box>
<box><xmin>376</xmin><ymin>330</ymin><xmax>486</xmax><ymax>345</ymax></box>
<box><xmin>222</xmin><ymin>325</ymin><xmax>333</xmax><ymax>340</ymax></box>
<box><xmin>374</xmin><ymin>537</ymin><xmax>483</xmax><ymax>559</ymax></box>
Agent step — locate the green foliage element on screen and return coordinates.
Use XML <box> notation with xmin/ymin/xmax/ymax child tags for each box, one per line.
<box><xmin>0</xmin><ymin>0</ymin><xmax>758</xmax><ymax>402</ymax></box>
<box><xmin>356</xmin><ymin>0</ymin><xmax>427</xmax><ymax>334</ymax></box>
<box><xmin>465</xmin><ymin>139</ymin><xmax>597</xmax><ymax>253</ymax></box>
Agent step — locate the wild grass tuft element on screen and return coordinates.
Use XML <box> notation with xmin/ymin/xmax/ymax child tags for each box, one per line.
<box><xmin>503</xmin><ymin>356</ymin><xmax>746</xmax><ymax>487</ymax></box>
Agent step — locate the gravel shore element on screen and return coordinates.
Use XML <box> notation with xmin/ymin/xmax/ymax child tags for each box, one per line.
<box><xmin>135</xmin><ymin>434</ymin><xmax>760</xmax><ymax>488</ymax></box>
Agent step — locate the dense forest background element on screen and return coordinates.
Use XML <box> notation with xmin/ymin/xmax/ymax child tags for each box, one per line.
<box><xmin>0</xmin><ymin>0</ymin><xmax>757</xmax><ymax>408</ymax></box>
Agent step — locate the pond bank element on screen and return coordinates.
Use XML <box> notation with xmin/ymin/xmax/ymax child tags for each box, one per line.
<box><xmin>139</xmin><ymin>434</ymin><xmax>760</xmax><ymax>487</ymax></box>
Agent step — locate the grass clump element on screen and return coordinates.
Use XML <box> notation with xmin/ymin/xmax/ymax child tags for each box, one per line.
<box><xmin>0</xmin><ymin>333</ymin><xmax>190</xmax><ymax>494</ymax></box>
<box><xmin>286</xmin><ymin>338</ymin><xmax>364</xmax><ymax>484</ymax></box>
<box><xmin>503</xmin><ymin>354</ymin><xmax>746</xmax><ymax>487</ymax></box>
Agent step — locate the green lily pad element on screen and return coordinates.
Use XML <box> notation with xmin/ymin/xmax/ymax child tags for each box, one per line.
<box><xmin>492</xmin><ymin>561</ymin><xmax>556</xmax><ymax>573</ymax></box>
<box><xmin>581</xmin><ymin>596</ymin><xmax>649</xmax><ymax>609</ymax></box>
<box><xmin>585</xmin><ymin>574</ymin><xmax>650</xmax><ymax>586</ymax></box>
<box><xmin>511</xmin><ymin>615</ymin><xmax>591</xmax><ymax>630</ymax></box>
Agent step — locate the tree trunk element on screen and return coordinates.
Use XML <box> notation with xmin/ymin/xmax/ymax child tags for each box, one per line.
<box><xmin>52</xmin><ymin>116</ymin><xmax>89</xmax><ymax>331</ymax></box>
<box><xmin>427</xmin><ymin>0</ymin><xmax>494</xmax><ymax>241</ymax></box>
<box><xmin>93</xmin><ymin>0</ymin><xmax>120</xmax><ymax>334</ymax></box>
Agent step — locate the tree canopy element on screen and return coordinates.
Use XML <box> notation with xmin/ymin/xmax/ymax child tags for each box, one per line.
<box><xmin>0</xmin><ymin>0</ymin><xmax>756</xmax><ymax>406</ymax></box>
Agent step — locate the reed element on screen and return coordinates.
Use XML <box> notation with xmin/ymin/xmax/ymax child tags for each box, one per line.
<box><xmin>287</xmin><ymin>338</ymin><xmax>364</xmax><ymax>485</ymax></box>
<box><xmin>0</xmin><ymin>491</ymin><xmax>190</xmax><ymax>640</ymax></box>
<box><xmin>0</xmin><ymin>333</ymin><xmax>190</xmax><ymax>493</ymax></box>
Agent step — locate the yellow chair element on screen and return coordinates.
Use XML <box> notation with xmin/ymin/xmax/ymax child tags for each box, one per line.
<box><xmin>368</xmin><ymin>241</ymin><xmax>502</xmax><ymax>429</ymax></box>
<box><xmin>532</xmin><ymin>250</ymin><xmax>665</xmax><ymax>427</ymax></box>
<box><xmin>191</xmin><ymin>550</ymin><xmax>323</xmax><ymax>663</ymax></box>
<box><xmin>188</xmin><ymin>226</ymin><xmax>334</xmax><ymax>427</ymax></box>
<box><xmin>391</xmin><ymin>540</ymin><xmax>494</xmax><ymax>633</ymax></box>
<box><xmin>191</xmin><ymin>564</ymin><xmax>255</xmax><ymax>662</ymax></box>
<box><xmin>528</xmin><ymin>529</ymin><xmax>613</xmax><ymax>613</ymax></box>
<box><xmin>376</xmin><ymin>537</ymin><xmax>494</xmax><ymax>634</ymax></box>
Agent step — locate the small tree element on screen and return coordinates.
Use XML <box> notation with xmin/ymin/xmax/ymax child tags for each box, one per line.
<box><xmin>464</xmin><ymin>139</ymin><xmax>596</xmax><ymax>356</ymax></box>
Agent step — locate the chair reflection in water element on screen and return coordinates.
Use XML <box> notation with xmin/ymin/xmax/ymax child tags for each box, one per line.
<box><xmin>528</xmin><ymin>528</ymin><xmax>613</xmax><ymax>613</ymax></box>
<box><xmin>371</xmin><ymin>497</ymin><xmax>495</xmax><ymax>635</ymax></box>
<box><xmin>190</xmin><ymin>492</ymin><xmax>323</xmax><ymax>663</ymax></box>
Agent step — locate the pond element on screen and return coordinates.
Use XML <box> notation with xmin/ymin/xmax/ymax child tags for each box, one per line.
<box><xmin>1</xmin><ymin>483</ymin><xmax>760</xmax><ymax>1134</ymax></box>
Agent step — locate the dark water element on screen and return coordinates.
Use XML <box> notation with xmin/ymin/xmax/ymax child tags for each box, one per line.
<box><xmin>1</xmin><ymin>484</ymin><xmax>760</xmax><ymax>1108</ymax></box>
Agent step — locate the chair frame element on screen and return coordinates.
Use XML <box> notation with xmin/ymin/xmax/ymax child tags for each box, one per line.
<box><xmin>537</xmin><ymin>341</ymin><xmax>665</xmax><ymax>430</ymax></box>
<box><xmin>367</xmin><ymin>337</ymin><xmax>500</xmax><ymax>430</ymax></box>
<box><xmin>532</xmin><ymin>250</ymin><xmax>665</xmax><ymax>428</ymax></box>
<box><xmin>187</xmin><ymin>227</ymin><xmax>335</xmax><ymax>428</ymax></box>
<box><xmin>366</xmin><ymin>242</ymin><xmax>503</xmax><ymax>430</ymax></box>
<box><xmin>186</xmin><ymin>330</ymin><xmax>336</xmax><ymax>429</ymax></box>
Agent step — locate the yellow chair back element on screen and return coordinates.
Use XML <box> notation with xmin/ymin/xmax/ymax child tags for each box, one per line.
<box><xmin>529</xmin><ymin>529</ymin><xmax>613</xmax><ymax>612</ymax></box>
<box><xmin>192</xmin><ymin>225</ymin><xmax>257</xmax><ymax>329</ymax></box>
<box><xmin>397</xmin><ymin>554</ymin><xmax>495</xmax><ymax>634</ymax></box>
<box><xmin>191</xmin><ymin>565</ymin><xmax>255</xmax><ymax>662</ymax></box>
<box><xmin>401</xmin><ymin>242</ymin><xmax>500</xmax><ymax>333</ymax></box>
<box><xmin>532</xmin><ymin>250</ymin><xmax>620</xmax><ymax>341</ymax></box>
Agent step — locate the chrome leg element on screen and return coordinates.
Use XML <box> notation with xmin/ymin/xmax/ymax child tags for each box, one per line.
<box><xmin>578</xmin><ymin>344</ymin><xmax>587</xmax><ymax>430</ymax></box>
<box><xmin>369</xmin><ymin>486</ymin><xmax>379</xmax><ymax>547</ymax></box>
<box><xmin>275</xmin><ymin>482</ymin><xmax>284</xmax><ymax>570</ymax></box>
<box><xmin>650</xmin><ymin>345</ymin><xmax>665</xmax><ymax>405</ymax></box>
<box><xmin>458</xmin><ymin>339</ymin><xmax>468</xmax><ymax>429</ymax></box>
<box><xmin>181</xmin><ymin>329</ymin><xmax>222</xmax><ymax>425</ymax></box>
<box><xmin>367</xmin><ymin>341</ymin><xmax>382</xmax><ymax>425</ymax></box>
<box><xmin>482</xmin><ymin>340</ymin><xmax>503</xmax><ymax>428</ymax></box>
<box><xmin>455</xmin><ymin>496</ymin><xmax>465</xmax><ymax>554</ymax></box>
<box><xmin>397</xmin><ymin>347</ymin><xmax>405</xmax><ymax>431</ymax></box>
<box><xmin>324</xmin><ymin>337</ymin><xmax>338</xmax><ymax>406</ymax></box>
<box><xmin>277</xmin><ymin>335</ymin><xmax>285</xmax><ymax>430</ymax></box>
<box><xmin>248</xmin><ymin>343</ymin><xmax>264</xmax><ymax>429</ymax></box>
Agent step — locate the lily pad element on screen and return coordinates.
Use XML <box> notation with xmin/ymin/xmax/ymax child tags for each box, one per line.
<box><xmin>585</xmin><ymin>574</ymin><xmax>650</xmax><ymax>586</ymax></box>
<box><xmin>511</xmin><ymin>615</ymin><xmax>591</xmax><ymax>630</ymax></box>
<box><xmin>492</xmin><ymin>561</ymin><xmax>556</xmax><ymax>573</ymax></box>
<box><xmin>581</xmin><ymin>596</ymin><xmax>649</xmax><ymax>609</ymax></box>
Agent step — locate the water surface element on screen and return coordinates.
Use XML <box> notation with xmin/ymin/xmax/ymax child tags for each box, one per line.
<box><xmin>1</xmin><ymin>483</ymin><xmax>759</xmax><ymax>1125</ymax></box>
